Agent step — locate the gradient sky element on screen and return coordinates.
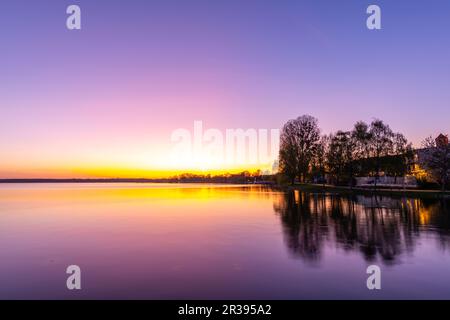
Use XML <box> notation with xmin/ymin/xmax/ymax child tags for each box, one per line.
<box><xmin>1</xmin><ymin>0</ymin><xmax>449</xmax><ymax>178</ymax></box>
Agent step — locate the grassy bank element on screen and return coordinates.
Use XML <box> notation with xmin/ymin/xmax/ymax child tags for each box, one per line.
<box><xmin>285</xmin><ymin>183</ymin><xmax>450</xmax><ymax>198</ymax></box>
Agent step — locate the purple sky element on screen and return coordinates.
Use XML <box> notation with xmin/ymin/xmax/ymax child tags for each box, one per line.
<box><xmin>1</xmin><ymin>0</ymin><xmax>449</xmax><ymax>177</ymax></box>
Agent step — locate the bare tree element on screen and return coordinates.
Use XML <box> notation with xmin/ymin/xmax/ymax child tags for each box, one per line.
<box><xmin>279</xmin><ymin>115</ymin><xmax>321</xmax><ymax>184</ymax></box>
<box><xmin>351</xmin><ymin>121</ymin><xmax>372</xmax><ymax>175</ymax></box>
<box><xmin>369</xmin><ymin>119</ymin><xmax>394</xmax><ymax>188</ymax></box>
<box><xmin>279</xmin><ymin>125</ymin><xmax>298</xmax><ymax>184</ymax></box>
<box><xmin>326</xmin><ymin>131</ymin><xmax>356</xmax><ymax>186</ymax></box>
<box><xmin>312</xmin><ymin>135</ymin><xmax>329</xmax><ymax>185</ymax></box>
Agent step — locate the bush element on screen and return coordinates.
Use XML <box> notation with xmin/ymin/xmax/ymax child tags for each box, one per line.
<box><xmin>416</xmin><ymin>177</ymin><xmax>441</xmax><ymax>190</ymax></box>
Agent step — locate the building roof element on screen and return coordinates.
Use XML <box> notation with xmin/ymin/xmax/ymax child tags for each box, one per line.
<box><xmin>435</xmin><ymin>133</ymin><xmax>449</xmax><ymax>147</ymax></box>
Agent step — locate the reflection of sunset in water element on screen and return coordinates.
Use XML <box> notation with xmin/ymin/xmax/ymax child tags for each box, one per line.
<box><xmin>0</xmin><ymin>183</ymin><xmax>449</xmax><ymax>299</ymax></box>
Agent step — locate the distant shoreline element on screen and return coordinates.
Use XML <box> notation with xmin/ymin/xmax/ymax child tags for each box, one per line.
<box><xmin>0</xmin><ymin>179</ymin><xmax>211</xmax><ymax>183</ymax></box>
<box><xmin>0</xmin><ymin>179</ymin><xmax>165</xmax><ymax>183</ymax></box>
<box><xmin>0</xmin><ymin>178</ymin><xmax>275</xmax><ymax>185</ymax></box>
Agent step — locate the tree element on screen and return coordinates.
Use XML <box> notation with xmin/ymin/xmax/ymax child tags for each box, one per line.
<box><xmin>369</xmin><ymin>119</ymin><xmax>394</xmax><ymax>188</ymax></box>
<box><xmin>278</xmin><ymin>115</ymin><xmax>321</xmax><ymax>184</ymax></box>
<box><xmin>384</xmin><ymin>133</ymin><xmax>414</xmax><ymax>185</ymax></box>
<box><xmin>351</xmin><ymin>121</ymin><xmax>372</xmax><ymax>176</ymax></box>
<box><xmin>311</xmin><ymin>135</ymin><xmax>329</xmax><ymax>185</ymax></box>
<box><xmin>278</xmin><ymin>137</ymin><xmax>297</xmax><ymax>184</ymax></box>
<box><xmin>326</xmin><ymin>131</ymin><xmax>356</xmax><ymax>186</ymax></box>
<box><xmin>326</xmin><ymin>133</ymin><xmax>345</xmax><ymax>186</ymax></box>
<box><xmin>420</xmin><ymin>136</ymin><xmax>450</xmax><ymax>192</ymax></box>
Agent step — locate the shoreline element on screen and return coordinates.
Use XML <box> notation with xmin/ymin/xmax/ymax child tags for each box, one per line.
<box><xmin>287</xmin><ymin>183</ymin><xmax>450</xmax><ymax>198</ymax></box>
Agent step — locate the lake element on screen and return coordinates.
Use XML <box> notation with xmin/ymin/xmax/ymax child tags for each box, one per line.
<box><xmin>0</xmin><ymin>183</ymin><xmax>449</xmax><ymax>299</ymax></box>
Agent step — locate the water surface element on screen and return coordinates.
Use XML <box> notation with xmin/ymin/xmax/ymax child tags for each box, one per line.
<box><xmin>0</xmin><ymin>183</ymin><xmax>449</xmax><ymax>299</ymax></box>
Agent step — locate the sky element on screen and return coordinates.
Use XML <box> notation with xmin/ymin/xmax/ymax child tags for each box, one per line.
<box><xmin>1</xmin><ymin>0</ymin><xmax>449</xmax><ymax>178</ymax></box>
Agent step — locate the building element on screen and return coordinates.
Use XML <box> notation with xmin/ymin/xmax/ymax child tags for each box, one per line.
<box><xmin>436</xmin><ymin>133</ymin><xmax>449</xmax><ymax>148</ymax></box>
<box><xmin>355</xmin><ymin>133</ymin><xmax>449</xmax><ymax>188</ymax></box>
<box><xmin>411</xmin><ymin>133</ymin><xmax>449</xmax><ymax>183</ymax></box>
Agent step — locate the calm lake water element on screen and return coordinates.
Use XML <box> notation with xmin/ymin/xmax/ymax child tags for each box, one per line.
<box><xmin>0</xmin><ymin>183</ymin><xmax>449</xmax><ymax>299</ymax></box>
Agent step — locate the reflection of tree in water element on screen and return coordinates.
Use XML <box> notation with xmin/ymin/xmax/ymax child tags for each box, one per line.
<box><xmin>273</xmin><ymin>191</ymin><xmax>450</xmax><ymax>264</ymax></box>
<box><xmin>273</xmin><ymin>191</ymin><xmax>324</xmax><ymax>263</ymax></box>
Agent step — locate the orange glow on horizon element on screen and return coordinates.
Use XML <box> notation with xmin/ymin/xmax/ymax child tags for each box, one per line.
<box><xmin>69</xmin><ymin>165</ymin><xmax>268</xmax><ymax>179</ymax></box>
<box><xmin>0</xmin><ymin>165</ymin><xmax>270</xmax><ymax>179</ymax></box>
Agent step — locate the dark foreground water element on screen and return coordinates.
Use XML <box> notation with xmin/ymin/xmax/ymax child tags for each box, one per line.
<box><xmin>0</xmin><ymin>183</ymin><xmax>449</xmax><ymax>299</ymax></box>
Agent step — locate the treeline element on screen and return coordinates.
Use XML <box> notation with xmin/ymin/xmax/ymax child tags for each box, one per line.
<box><xmin>172</xmin><ymin>171</ymin><xmax>275</xmax><ymax>184</ymax></box>
<box><xmin>0</xmin><ymin>172</ymin><xmax>275</xmax><ymax>185</ymax></box>
<box><xmin>278</xmin><ymin>115</ymin><xmax>414</xmax><ymax>187</ymax></box>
